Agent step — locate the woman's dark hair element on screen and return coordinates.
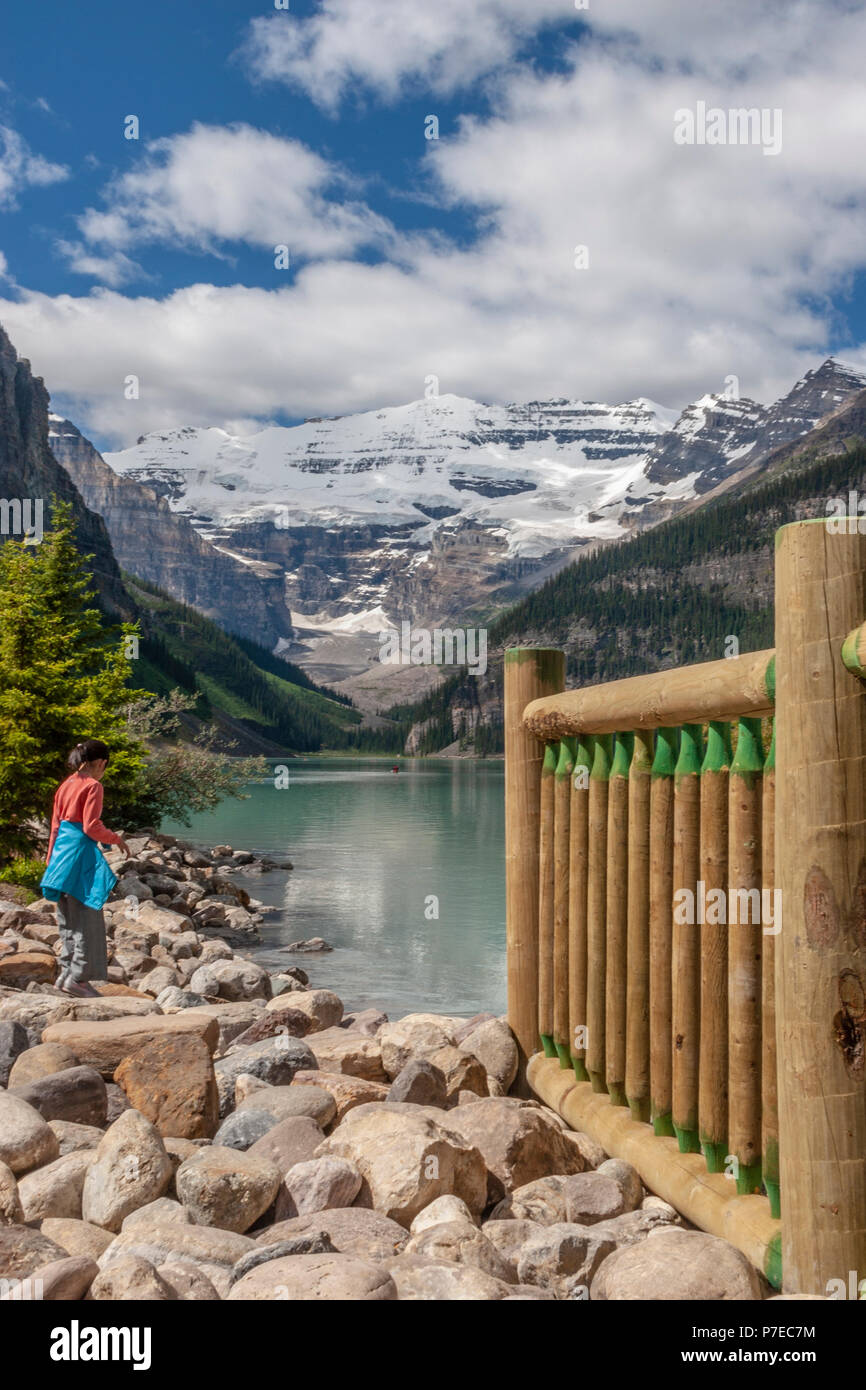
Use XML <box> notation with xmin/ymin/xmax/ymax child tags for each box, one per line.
<box><xmin>68</xmin><ymin>739</ymin><xmax>111</xmax><ymax>770</ymax></box>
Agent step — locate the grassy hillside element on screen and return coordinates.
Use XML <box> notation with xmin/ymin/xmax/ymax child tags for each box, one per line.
<box><xmin>124</xmin><ymin>574</ymin><xmax>395</xmax><ymax>753</ymax></box>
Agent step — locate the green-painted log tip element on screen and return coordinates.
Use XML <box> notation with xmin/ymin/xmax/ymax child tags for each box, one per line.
<box><xmin>555</xmin><ymin>740</ymin><xmax>574</xmax><ymax>779</ymax></box>
<box><xmin>589</xmin><ymin>1071</ymin><xmax>608</xmax><ymax>1095</ymax></box>
<box><xmin>505</xmin><ymin>646</ymin><xmax>563</xmax><ymax>663</ymax></box>
<box><xmin>764</xmin><ymin>1177</ymin><xmax>781</xmax><ymax>1222</ymax></box>
<box><xmin>541</xmin><ymin>743</ymin><xmax>558</xmax><ymax>775</ymax></box>
<box><xmin>572</xmin><ymin>1057</ymin><xmax>589</xmax><ymax>1083</ymax></box>
<box><xmin>590</xmin><ymin>733</ymin><xmax>613</xmax><ymax>781</ymax></box>
<box><xmin>701</xmin><ymin>721</ymin><xmax>731</xmax><ymax>773</ymax></box>
<box><xmin>764</xmin><ymin>654</ymin><xmax>776</xmax><ymax>704</ymax></box>
<box><xmin>555</xmin><ymin>1041</ymin><xmax>572</xmax><ymax>1068</ymax></box>
<box><xmin>735</xmin><ymin>1161</ymin><xmax>763</xmax><ymax>1197</ymax></box>
<box><xmin>841</xmin><ymin>627</ymin><xmax>866</xmax><ymax>679</ymax></box>
<box><xmin>607</xmin><ymin>1081</ymin><xmax>628</xmax><ymax>1108</ymax></box>
<box><xmin>701</xmin><ymin>1140</ymin><xmax>728</xmax><ymax>1174</ymax></box>
<box><xmin>674</xmin><ymin>1125</ymin><xmax>701</xmax><ymax>1155</ymax></box>
<box><xmin>731</xmin><ymin>716</ymin><xmax>764</xmax><ymax>775</ymax></box>
<box><xmin>675</xmin><ymin>724</ymin><xmax>702</xmax><ymax>778</ymax></box>
<box><xmin>765</xmin><ymin>1233</ymin><xmax>782</xmax><ymax>1290</ymax></box>
<box><xmin>652</xmin><ymin>1111</ymin><xmax>676</xmax><ymax>1138</ymax></box>
<box><xmin>611</xmin><ymin>732</ymin><xmax>633</xmax><ymax>779</ymax></box>
<box><xmin>651</xmin><ymin>727</ymin><xmax>678</xmax><ymax>778</ymax></box>
<box><xmin>540</xmin><ymin>1033</ymin><xmax>557</xmax><ymax>1058</ymax></box>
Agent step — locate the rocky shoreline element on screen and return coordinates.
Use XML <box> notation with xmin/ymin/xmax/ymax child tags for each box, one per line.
<box><xmin>0</xmin><ymin>832</ymin><xmax>785</xmax><ymax>1301</ymax></box>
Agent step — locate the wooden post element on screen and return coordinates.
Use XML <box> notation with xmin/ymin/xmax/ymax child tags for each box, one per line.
<box><xmin>538</xmin><ymin>742</ymin><xmax>557</xmax><ymax>1056</ymax></box>
<box><xmin>586</xmin><ymin>733</ymin><xmax>612</xmax><ymax>1093</ymax></box>
<box><xmin>762</xmin><ymin>711</ymin><xmax>780</xmax><ymax>1220</ymax></box>
<box><xmin>699</xmin><ymin>720</ymin><xmax>731</xmax><ymax>1173</ymax></box>
<box><xmin>505</xmin><ymin>648</ymin><xmax>566</xmax><ymax>1093</ymax></box>
<box><xmin>606</xmin><ymin>732</ymin><xmax>632</xmax><ymax>1107</ymax></box>
<box><xmin>728</xmin><ymin>715</ymin><xmax>763</xmax><ymax>1196</ymax></box>
<box><xmin>775</xmin><ymin>520</ymin><xmax>866</xmax><ymax>1295</ymax></box>
<box><xmin>650</xmin><ymin>727</ymin><xmax>677</xmax><ymax>1136</ymax></box>
<box><xmin>553</xmin><ymin>739</ymin><xmax>573</xmax><ymax>1067</ymax></box>
<box><xmin>672</xmin><ymin>722</ymin><xmax>702</xmax><ymax>1154</ymax></box>
<box><xmin>626</xmin><ymin>729</ymin><xmax>653</xmax><ymax>1122</ymax></box>
<box><xmin>569</xmin><ymin>735</ymin><xmax>592</xmax><ymax>1081</ymax></box>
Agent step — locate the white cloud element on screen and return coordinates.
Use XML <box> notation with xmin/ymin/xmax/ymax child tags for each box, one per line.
<box><xmin>241</xmin><ymin>0</ymin><xmax>572</xmax><ymax>110</ymax></box>
<box><xmin>0</xmin><ymin>251</ymin><xmax>8</xmax><ymax>280</ymax></box>
<box><xmin>54</xmin><ymin>240</ymin><xmax>143</xmax><ymax>289</ymax></box>
<box><xmin>0</xmin><ymin>125</ymin><xmax>68</xmax><ymax>208</ymax></box>
<box><xmin>5</xmin><ymin>3</ymin><xmax>866</xmax><ymax>443</ymax></box>
<box><xmin>71</xmin><ymin>122</ymin><xmax>393</xmax><ymax>264</ymax></box>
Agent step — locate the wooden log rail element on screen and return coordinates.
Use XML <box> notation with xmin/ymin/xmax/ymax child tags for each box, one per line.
<box><xmin>506</xmin><ymin>525</ymin><xmax>866</xmax><ymax>1293</ymax></box>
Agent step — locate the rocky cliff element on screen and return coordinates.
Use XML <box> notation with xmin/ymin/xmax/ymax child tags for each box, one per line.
<box><xmin>0</xmin><ymin>324</ymin><xmax>129</xmax><ymax>615</ymax></box>
<box><xmin>49</xmin><ymin>415</ymin><xmax>294</xmax><ymax>649</ymax></box>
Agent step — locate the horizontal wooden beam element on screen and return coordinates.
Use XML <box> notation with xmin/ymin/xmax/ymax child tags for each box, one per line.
<box><xmin>523</xmin><ymin>650</ymin><xmax>775</xmax><ymax>739</ymax></box>
<box><xmin>528</xmin><ymin>1053</ymin><xmax>781</xmax><ymax>1286</ymax></box>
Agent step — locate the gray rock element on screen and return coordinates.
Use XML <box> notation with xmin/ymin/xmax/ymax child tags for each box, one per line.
<box><xmin>490</xmin><ymin>1172</ymin><xmax>625</xmax><ymax>1225</ymax></box>
<box><xmin>0</xmin><ymin>1021</ymin><xmax>29</xmax><ymax>1087</ymax></box>
<box><xmin>214</xmin><ymin>1037</ymin><xmax>317</xmax><ymax>1115</ymax></box>
<box><xmin>597</xmin><ymin>1158</ymin><xmax>644</xmax><ymax>1212</ymax></box>
<box><xmin>256</xmin><ymin>1206</ymin><xmax>409</xmax><ymax>1261</ymax></box>
<box><xmin>237</xmin><ymin>1083</ymin><xmax>335</xmax><ymax>1128</ymax></box>
<box><xmin>387</xmin><ymin>1058</ymin><xmax>448</xmax><ymax>1108</ymax></box>
<box><xmin>230</xmin><ymin>1234</ymin><xmax>336</xmax><ymax>1284</ymax></box>
<box><xmin>81</xmin><ymin>1110</ymin><xmax>173</xmax><ymax>1232</ymax></box>
<box><xmin>10</xmin><ymin>1066</ymin><xmax>107</xmax><ymax>1128</ymax></box>
<box><xmin>90</xmin><ymin>1255</ymin><xmax>178</xmax><ymax>1301</ymax></box>
<box><xmin>277</xmin><ymin>1156</ymin><xmax>362</xmax><ymax>1219</ymax></box>
<box><xmin>229</xmin><ymin>1252</ymin><xmax>395</xmax><ymax>1300</ymax></box>
<box><xmin>213</xmin><ymin>1109</ymin><xmax>279</xmax><ymax>1151</ymax></box>
<box><xmin>174</xmin><ymin>1146</ymin><xmax>281</xmax><ymax>1233</ymax></box>
<box><xmin>156</xmin><ymin>1260</ymin><xmax>219</xmax><ymax>1300</ymax></box>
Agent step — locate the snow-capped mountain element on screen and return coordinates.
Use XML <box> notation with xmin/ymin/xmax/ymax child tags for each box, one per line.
<box><xmin>99</xmin><ymin>358</ymin><xmax>866</xmax><ymax>682</ymax></box>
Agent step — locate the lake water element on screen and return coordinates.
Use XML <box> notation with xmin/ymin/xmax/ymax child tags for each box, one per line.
<box><xmin>162</xmin><ymin>757</ymin><xmax>506</xmax><ymax>1021</ymax></box>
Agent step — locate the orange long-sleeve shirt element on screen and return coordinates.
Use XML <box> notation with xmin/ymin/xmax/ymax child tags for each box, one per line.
<box><xmin>47</xmin><ymin>774</ymin><xmax>123</xmax><ymax>861</ymax></box>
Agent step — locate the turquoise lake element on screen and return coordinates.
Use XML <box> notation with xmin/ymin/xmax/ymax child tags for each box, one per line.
<box><xmin>163</xmin><ymin>757</ymin><xmax>506</xmax><ymax>1021</ymax></box>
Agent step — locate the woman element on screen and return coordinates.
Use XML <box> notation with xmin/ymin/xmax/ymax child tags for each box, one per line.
<box><xmin>41</xmin><ymin>740</ymin><xmax>130</xmax><ymax>998</ymax></box>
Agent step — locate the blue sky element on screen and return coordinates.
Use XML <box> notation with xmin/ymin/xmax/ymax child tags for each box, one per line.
<box><xmin>2</xmin><ymin>0</ymin><xmax>866</xmax><ymax>449</ymax></box>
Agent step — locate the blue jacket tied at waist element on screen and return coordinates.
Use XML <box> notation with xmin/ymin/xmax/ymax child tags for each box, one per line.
<box><xmin>41</xmin><ymin>820</ymin><xmax>118</xmax><ymax>911</ymax></box>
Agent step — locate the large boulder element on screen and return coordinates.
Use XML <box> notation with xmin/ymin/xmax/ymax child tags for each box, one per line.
<box><xmin>0</xmin><ymin>951</ymin><xmax>58</xmax><ymax>987</ymax></box>
<box><xmin>387</xmin><ymin>1058</ymin><xmax>447</xmax><ymax>1108</ymax></box>
<box><xmin>229</xmin><ymin>1253</ymin><xmax>397</xmax><ymax>1301</ymax></box>
<box><xmin>10</xmin><ymin>1067</ymin><xmax>107</xmax><ymax>1127</ymax></box>
<box><xmin>443</xmin><ymin>1098</ymin><xmax>588</xmax><ymax>1203</ymax></box>
<box><xmin>304</xmin><ymin>1028</ymin><xmax>387</xmax><ymax>1083</ymax></box>
<box><xmin>174</xmin><ymin>1146</ymin><xmax>281</xmax><ymax>1233</ymax></box>
<box><xmin>7</xmin><ymin>1042</ymin><xmax>79</xmax><ymax>1087</ymax></box>
<box><xmin>256</xmin><ymin>1207</ymin><xmax>408</xmax><ymax>1262</ymax></box>
<box><xmin>113</xmin><ymin>1032</ymin><xmax>219</xmax><ymax>1140</ymax></box>
<box><xmin>591</xmin><ymin>1227</ymin><xmax>764</xmax><ymax>1300</ymax></box>
<box><xmin>265</xmin><ymin>989</ymin><xmax>343</xmax><ymax>1032</ymax></box>
<box><xmin>458</xmin><ymin>1018</ymin><xmax>519</xmax><ymax>1092</ymax></box>
<box><xmin>237</xmin><ymin>1084</ymin><xmax>335</xmax><ymax>1129</ymax></box>
<box><xmin>17</xmin><ymin>1151</ymin><xmax>95</xmax><ymax>1223</ymax></box>
<box><xmin>81</xmin><ymin>1110</ymin><xmax>173</xmax><ymax>1231</ymax></box>
<box><xmin>8</xmin><ymin>1254</ymin><xmax>98</xmax><ymax>1301</ymax></box>
<box><xmin>0</xmin><ymin>1092</ymin><xmax>60</xmax><ymax>1175</ymax></box>
<box><xmin>0</xmin><ymin>1224</ymin><xmax>68</xmax><ymax>1280</ymax></box>
<box><xmin>410</xmin><ymin>1194</ymin><xmax>478</xmax><ymax>1235</ymax></box>
<box><xmin>183</xmin><ymin>1001</ymin><xmax>266</xmax><ymax>1054</ymax></box>
<box><xmin>41</xmin><ymin>1014</ymin><xmax>219</xmax><ymax>1077</ymax></box>
<box><xmin>213</xmin><ymin>1037</ymin><xmax>317</xmax><ymax>1115</ymax></box>
<box><xmin>276</xmin><ymin>1157</ymin><xmax>362</xmax><ymax>1220</ymax></box>
<box><xmin>230</xmin><ymin>1008</ymin><xmax>312</xmax><ymax>1048</ymax></box>
<box><xmin>515</xmin><ymin>1222</ymin><xmax>617</xmax><ymax>1294</ymax></box>
<box><xmin>383</xmin><ymin>1255</ymin><xmax>512</xmax><ymax>1301</ymax></box>
<box><xmin>97</xmin><ymin>1222</ymin><xmax>255</xmax><ymax>1299</ymax></box>
<box><xmin>247</xmin><ymin>1116</ymin><xmax>325</xmax><ymax>1173</ymax></box>
<box><xmin>189</xmin><ymin>958</ymin><xmax>270</xmax><ymax>1003</ymax></box>
<box><xmin>490</xmin><ymin>1171</ymin><xmax>626</xmax><ymax>1225</ymax></box>
<box><xmin>290</xmin><ymin>1070</ymin><xmax>389</xmax><ymax>1123</ymax></box>
<box><xmin>40</xmin><ymin>1218</ymin><xmax>114</xmax><ymax>1261</ymax></box>
<box><xmin>317</xmin><ymin>1102</ymin><xmax>487</xmax><ymax>1228</ymax></box>
<box><xmin>90</xmin><ymin>1255</ymin><xmax>178</xmax><ymax>1301</ymax></box>
<box><xmin>377</xmin><ymin>1015</ymin><xmax>458</xmax><ymax>1079</ymax></box>
<box><xmin>403</xmin><ymin>1221</ymin><xmax>517</xmax><ymax>1284</ymax></box>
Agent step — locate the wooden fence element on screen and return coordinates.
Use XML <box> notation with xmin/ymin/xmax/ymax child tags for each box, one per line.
<box><xmin>505</xmin><ymin>520</ymin><xmax>866</xmax><ymax>1296</ymax></box>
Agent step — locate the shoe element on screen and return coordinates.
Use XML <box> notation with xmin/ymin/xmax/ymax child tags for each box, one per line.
<box><xmin>60</xmin><ymin>980</ymin><xmax>100</xmax><ymax>998</ymax></box>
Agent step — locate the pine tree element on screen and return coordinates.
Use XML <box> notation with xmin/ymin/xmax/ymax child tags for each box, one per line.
<box><xmin>0</xmin><ymin>502</ymin><xmax>148</xmax><ymax>855</ymax></box>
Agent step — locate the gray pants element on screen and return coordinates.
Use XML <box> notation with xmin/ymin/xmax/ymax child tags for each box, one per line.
<box><xmin>56</xmin><ymin>893</ymin><xmax>108</xmax><ymax>985</ymax></box>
